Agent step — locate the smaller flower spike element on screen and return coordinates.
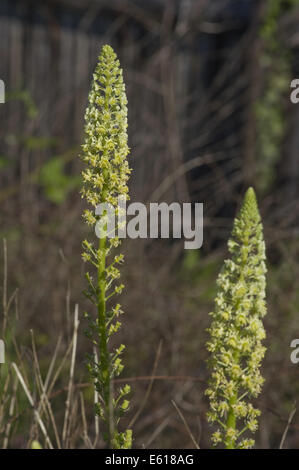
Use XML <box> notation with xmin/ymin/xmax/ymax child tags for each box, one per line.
<box><xmin>81</xmin><ymin>45</ymin><xmax>132</xmax><ymax>449</ymax></box>
<box><xmin>205</xmin><ymin>187</ymin><xmax>267</xmax><ymax>449</ymax></box>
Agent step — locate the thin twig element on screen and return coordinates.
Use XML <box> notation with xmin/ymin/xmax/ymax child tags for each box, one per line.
<box><xmin>49</xmin><ymin>374</ymin><xmax>204</xmax><ymax>400</ymax></box>
<box><xmin>2</xmin><ymin>375</ymin><xmax>18</xmax><ymax>449</ymax></box>
<box><xmin>145</xmin><ymin>416</ymin><xmax>171</xmax><ymax>448</ymax></box>
<box><xmin>31</xmin><ymin>330</ymin><xmax>61</xmax><ymax>449</ymax></box>
<box><xmin>62</xmin><ymin>304</ymin><xmax>79</xmax><ymax>448</ymax></box>
<box><xmin>129</xmin><ymin>340</ymin><xmax>162</xmax><ymax>428</ymax></box>
<box><xmin>151</xmin><ymin>153</ymin><xmax>229</xmax><ymax>201</ymax></box>
<box><xmin>12</xmin><ymin>362</ymin><xmax>53</xmax><ymax>449</ymax></box>
<box><xmin>171</xmin><ymin>400</ymin><xmax>200</xmax><ymax>449</ymax></box>
<box><xmin>279</xmin><ymin>402</ymin><xmax>296</xmax><ymax>449</ymax></box>
<box><xmin>80</xmin><ymin>392</ymin><xmax>93</xmax><ymax>449</ymax></box>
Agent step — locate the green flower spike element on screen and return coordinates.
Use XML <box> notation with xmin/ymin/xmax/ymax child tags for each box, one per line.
<box><xmin>206</xmin><ymin>187</ymin><xmax>267</xmax><ymax>449</ymax></box>
<box><xmin>81</xmin><ymin>45</ymin><xmax>132</xmax><ymax>449</ymax></box>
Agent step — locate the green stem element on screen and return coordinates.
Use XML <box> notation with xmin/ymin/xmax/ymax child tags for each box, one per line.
<box><xmin>97</xmin><ymin>228</ymin><xmax>112</xmax><ymax>447</ymax></box>
<box><xmin>225</xmin><ymin>394</ymin><xmax>237</xmax><ymax>449</ymax></box>
<box><xmin>225</xmin><ymin>240</ymin><xmax>248</xmax><ymax>449</ymax></box>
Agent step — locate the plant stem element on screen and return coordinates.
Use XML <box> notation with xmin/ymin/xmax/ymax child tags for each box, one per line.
<box><xmin>97</xmin><ymin>230</ymin><xmax>111</xmax><ymax>447</ymax></box>
<box><xmin>82</xmin><ymin>45</ymin><xmax>132</xmax><ymax>449</ymax></box>
<box><xmin>225</xmin><ymin>394</ymin><xmax>237</xmax><ymax>449</ymax></box>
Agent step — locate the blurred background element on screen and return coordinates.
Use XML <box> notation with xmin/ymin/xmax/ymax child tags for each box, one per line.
<box><xmin>0</xmin><ymin>0</ymin><xmax>299</xmax><ymax>449</ymax></box>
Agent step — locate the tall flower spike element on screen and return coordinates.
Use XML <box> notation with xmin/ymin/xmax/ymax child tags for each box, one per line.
<box><xmin>205</xmin><ymin>187</ymin><xmax>267</xmax><ymax>449</ymax></box>
<box><xmin>81</xmin><ymin>45</ymin><xmax>132</xmax><ymax>449</ymax></box>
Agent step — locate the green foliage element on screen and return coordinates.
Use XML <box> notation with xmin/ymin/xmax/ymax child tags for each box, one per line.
<box><xmin>182</xmin><ymin>250</ymin><xmax>201</xmax><ymax>272</ymax></box>
<box><xmin>23</xmin><ymin>136</ymin><xmax>56</xmax><ymax>151</ymax></box>
<box><xmin>0</xmin><ymin>155</ymin><xmax>10</xmax><ymax>170</ymax></box>
<box><xmin>39</xmin><ymin>156</ymin><xmax>80</xmax><ymax>204</ymax></box>
<box><xmin>206</xmin><ymin>188</ymin><xmax>267</xmax><ymax>449</ymax></box>
<box><xmin>6</xmin><ymin>89</ymin><xmax>38</xmax><ymax>119</ymax></box>
<box><xmin>81</xmin><ymin>45</ymin><xmax>132</xmax><ymax>449</ymax></box>
<box><xmin>256</xmin><ymin>0</ymin><xmax>299</xmax><ymax>193</ymax></box>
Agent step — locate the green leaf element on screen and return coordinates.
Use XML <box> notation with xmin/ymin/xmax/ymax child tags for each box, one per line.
<box><xmin>39</xmin><ymin>157</ymin><xmax>80</xmax><ymax>204</ymax></box>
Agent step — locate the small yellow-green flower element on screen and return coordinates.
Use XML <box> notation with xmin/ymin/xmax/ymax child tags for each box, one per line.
<box><xmin>81</xmin><ymin>44</ymin><xmax>132</xmax><ymax>449</ymax></box>
<box><xmin>205</xmin><ymin>188</ymin><xmax>267</xmax><ymax>449</ymax></box>
<box><xmin>81</xmin><ymin>44</ymin><xmax>131</xmax><ymax>212</ymax></box>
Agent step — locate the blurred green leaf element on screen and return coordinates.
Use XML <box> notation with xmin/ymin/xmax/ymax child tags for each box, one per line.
<box><xmin>23</xmin><ymin>136</ymin><xmax>56</xmax><ymax>151</ymax></box>
<box><xmin>6</xmin><ymin>89</ymin><xmax>38</xmax><ymax>119</ymax></box>
<box><xmin>0</xmin><ymin>155</ymin><xmax>10</xmax><ymax>170</ymax></box>
<box><xmin>39</xmin><ymin>157</ymin><xmax>80</xmax><ymax>204</ymax></box>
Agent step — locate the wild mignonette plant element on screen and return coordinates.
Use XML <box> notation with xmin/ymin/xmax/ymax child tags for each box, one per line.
<box><xmin>206</xmin><ymin>188</ymin><xmax>267</xmax><ymax>449</ymax></box>
<box><xmin>81</xmin><ymin>45</ymin><xmax>132</xmax><ymax>449</ymax></box>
